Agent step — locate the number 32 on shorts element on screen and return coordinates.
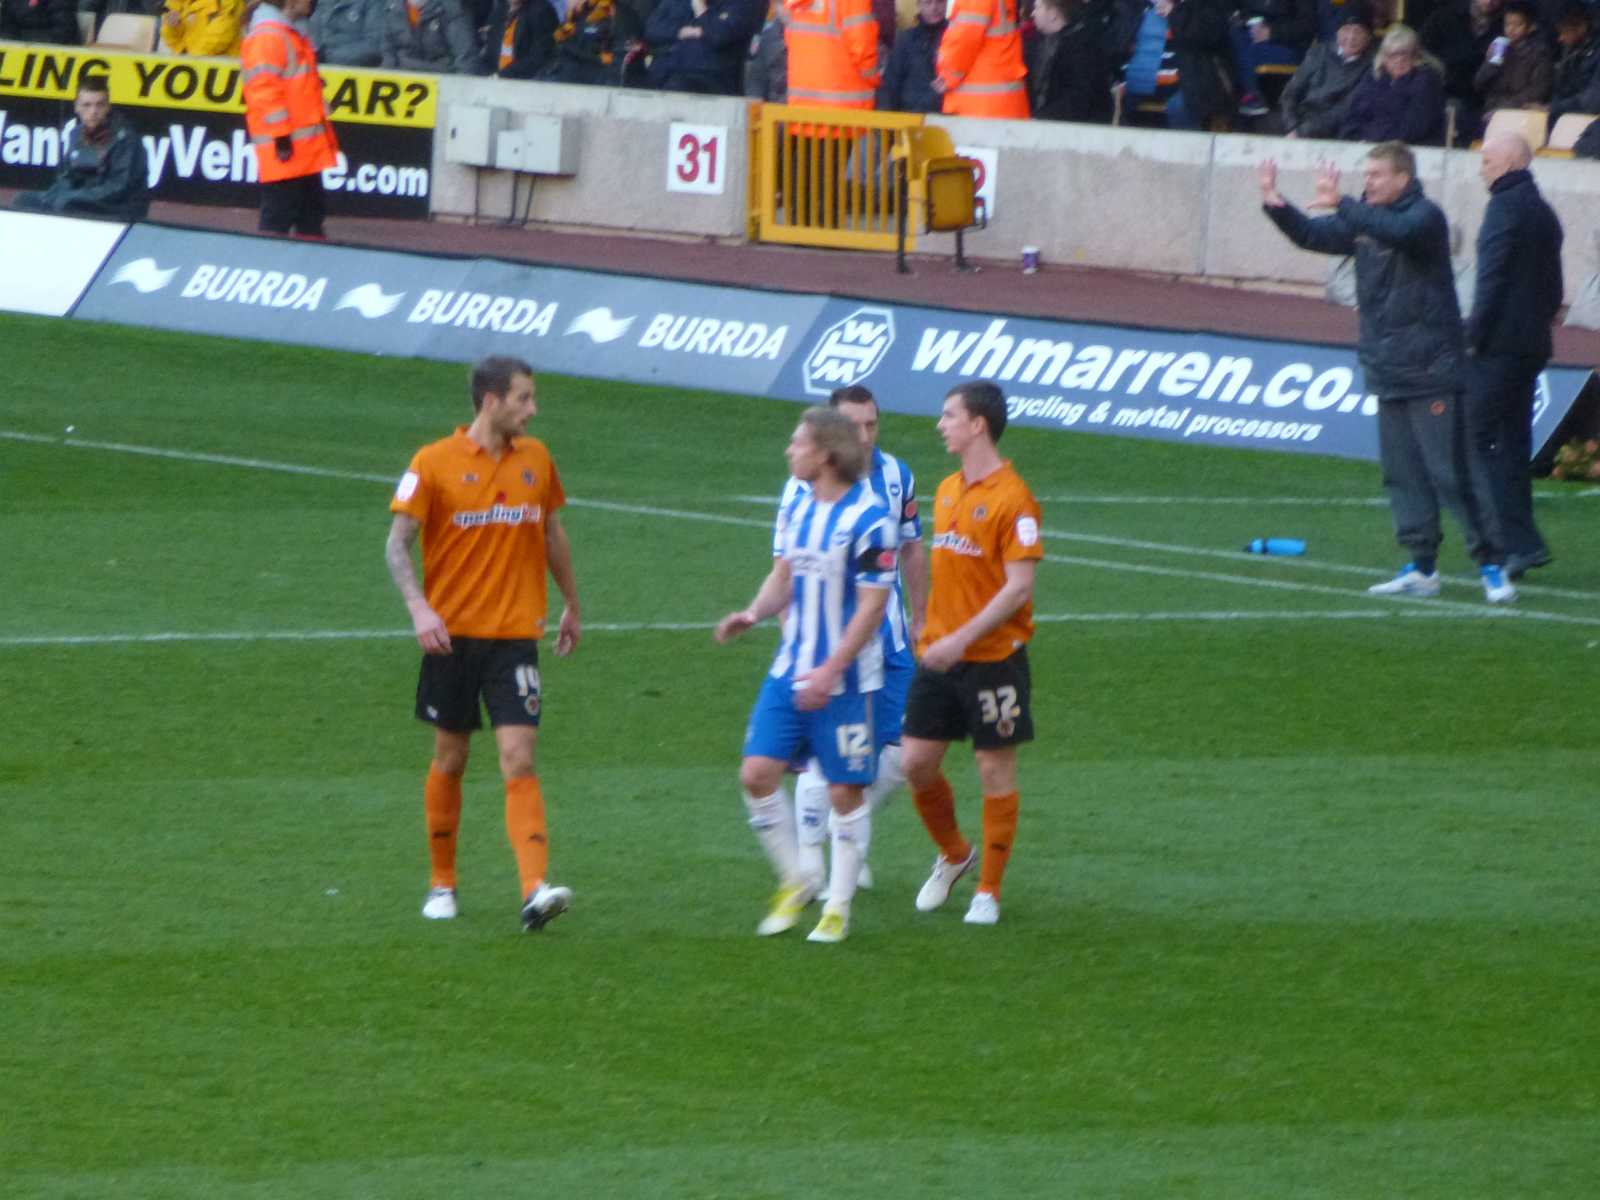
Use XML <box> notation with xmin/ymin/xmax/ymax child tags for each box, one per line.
<box><xmin>978</xmin><ymin>687</ymin><xmax>1021</xmax><ymax>736</ymax></box>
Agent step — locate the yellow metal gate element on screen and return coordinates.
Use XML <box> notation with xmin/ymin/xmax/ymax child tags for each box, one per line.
<box><xmin>747</xmin><ymin>104</ymin><xmax>927</xmax><ymax>252</ymax></box>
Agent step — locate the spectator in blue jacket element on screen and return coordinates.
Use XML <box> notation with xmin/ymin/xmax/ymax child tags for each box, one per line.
<box><xmin>878</xmin><ymin>0</ymin><xmax>945</xmax><ymax>112</ymax></box>
<box><xmin>646</xmin><ymin>0</ymin><xmax>767</xmax><ymax>94</ymax></box>
<box><xmin>1340</xmin><ymin>23</ymin><xmax>1447</xmax><ymax>143</ymax></box>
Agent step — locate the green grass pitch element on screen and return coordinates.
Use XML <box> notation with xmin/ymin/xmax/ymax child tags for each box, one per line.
<box><xmin>2</xmin><ymin>311</ymin><xmax>1597</xmax><ymax>1198</ymax></box>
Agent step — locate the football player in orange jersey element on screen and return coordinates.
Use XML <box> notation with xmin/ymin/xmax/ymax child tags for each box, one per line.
<box><xmin>385</xmin><ymin>357</ymin><xmax>581</xmax><ymax>933</ymax></box>
<box><xmin>900</xmin><ymin>381</ymin><xmax>1042</xmax><ymax>926</ymax></box>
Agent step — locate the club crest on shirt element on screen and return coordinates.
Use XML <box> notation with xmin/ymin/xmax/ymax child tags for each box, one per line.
<box><xmin>463</xmin><ymin>472</ymin><xmax>479</xmax><ymax>484</ymax></box>
<box><xmin>973</xmin><ymin>505</ymin><xmax>988</xmax><ymax>521</ymax></box>
<box><xmin>522</xmin><ymin>470</ymin><xmax>536</xmax><ymax>485</ymax></box>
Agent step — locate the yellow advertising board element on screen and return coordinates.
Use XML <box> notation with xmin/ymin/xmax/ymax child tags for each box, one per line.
<box><xmin>0</xmin><ymin>40</ymin><xmax>435</xmax><ymax>129</ymax></box>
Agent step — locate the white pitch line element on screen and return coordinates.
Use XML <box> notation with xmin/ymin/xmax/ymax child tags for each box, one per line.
<box><xmin>1046</xmin><ymin>530</ymin><xmax>1598</xmax><ymax>601</ymax></box>
<box><xmin>7</xmin><ymin>430</ymin><xmax>1593</xmax><ymax>607</ymax></box>
<box><xmin>0</xmin><ymin>609</ymin><xmax>1553</xmax><ymax>647</ymax></box>
<box><xmin>743</xmin><ymin>490</ymin><xmax>1600</xmax><ymax>505</ymax></box>
<box><xmin>1045</xmin><ymin>552</ymin><xmax>1600</xmax><ymax>628</ymax></box>
<box><xmin>733</xmin><ymin>492</ymin><xmax>1391</xmax><ymax>507</ymax></box>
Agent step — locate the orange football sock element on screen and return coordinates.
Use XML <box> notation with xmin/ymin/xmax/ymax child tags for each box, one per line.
<box><xmin>505</xmin><ymin>774</ymin><xmax>548</xmax><ymax>898</ymax></box>
<box><xmin>424</xmin><ymin>765</ymin><xmax>463</xmax><ymax>889</ymax></box>
<box><xmin>912</xmin><ymin>774</ymin><xmax>970</xmax><ymax>864</ymax></box>
<box><xmin>977</xmin><ymin>791</ymin><xmax>1019</xmax><ymax>897</ymax></box>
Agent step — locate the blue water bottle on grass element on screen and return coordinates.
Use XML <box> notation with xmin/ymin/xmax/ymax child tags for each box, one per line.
<box><xmin>1245</xmin><ymin>538</ymin><xmax>1306</xmax><ymax>556</ymax></box>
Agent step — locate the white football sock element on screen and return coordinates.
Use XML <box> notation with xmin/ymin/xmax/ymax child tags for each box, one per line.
<box><xmin>865</xmin><ymin>742</ymin><xmax>905</xmax><ymax>814</ymax></box>
<box><xmin>794</xmin><ymin>764</ymin><xmax>829</xmax><ymax>888</ymax></box>
<box><xmin>825</xmin><ymin>801</ymin><xmax>872</xmax><ymax>911</ymax></box>
<box><xmin>743</xmin><ymin>788</ymin><xmax>800</xmax><ymax>883</ymax></box>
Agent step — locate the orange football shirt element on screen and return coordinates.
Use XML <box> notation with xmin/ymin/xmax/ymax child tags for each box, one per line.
<box><xmin>390</xmin><ymin>428</ymin><xmax>566</xmax><ymax>639</ymax></box>
<box><xmin>918</xmin><ymin>461</ymin><xmax>1042</xmax><ymax>662</ymax></box>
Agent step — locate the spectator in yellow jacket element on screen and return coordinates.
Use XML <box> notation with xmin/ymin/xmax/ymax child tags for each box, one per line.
<box><xmin>162</xmin><ymin>0</ymin><xmax>246</xmax><ymax>55</ymax></box>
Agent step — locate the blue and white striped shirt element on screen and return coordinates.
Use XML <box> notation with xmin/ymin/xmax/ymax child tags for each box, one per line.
<box><xmin>777</xmin><ymin>447</ymin><xmax>922</xmax><ymax>658</ymax></box>
<box><xmin>769</xmin><ymin>479</ymin><xmax>898</xmax><ymax>695</ymax></box>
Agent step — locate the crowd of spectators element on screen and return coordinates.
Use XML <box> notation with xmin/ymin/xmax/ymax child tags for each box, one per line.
<box><xmin>5</xmin><ymin>0</ymin><xmax>1599</xmax><ymax>151</ymax></box>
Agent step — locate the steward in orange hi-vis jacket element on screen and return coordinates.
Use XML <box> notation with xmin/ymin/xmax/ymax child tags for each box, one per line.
<box><xmin>783</xmin><ymin>0</ymin><xmax>880</xmax><ymax>111</ymax></box>
<box><xmin>242</xmin><ymin>0</ymin><xmax>340</xmax><ymax>236</ymax></box>
<box><xmin>936</xmin><ymin>0</ymin><xmax>1029</xmax><ymax>119</ymax></box>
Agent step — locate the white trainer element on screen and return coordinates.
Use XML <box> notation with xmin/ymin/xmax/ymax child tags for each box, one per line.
<box><xmin>1480</xmin><ymin>564</ymin><xmax>1516</xmax><ymax>604</ymax></box>
<box><xmin>1368</xmin><ymin>564</ymin><xmax>1441</xmax><ymax>597</ymax></box>
<box><xmin>520</xmin><ymin>882</ymin><xmax>572</xmax><ymax>932</ymax></box>
<box><xmin>915</xmin><ymin>846</ymin><xmax>978</xmax><ymax>912</ymax></box>
<box><xmin>806</xmin><ymin>904</ymin><xmax>850</xmax><ymax>944</ymax></box>
<box><xmin>421</xmin><ymin>886</ymin><xmax>457</xmax><ymax>920</ymax></box>
<box><xmin>963</xmin><ymin>891</ymin><xmax>1000</xmax><ymax>925</ymax></box>
<box><xmin>756</xmin><ymin>878</ymin><xmax>817</xmax><ymax>936</ymax></box>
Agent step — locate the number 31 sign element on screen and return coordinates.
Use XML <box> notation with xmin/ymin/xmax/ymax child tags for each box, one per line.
<box><xmin>666</xmin><ymin>123</ymin><xmax>727</xmax><ymax>195</ymax></box>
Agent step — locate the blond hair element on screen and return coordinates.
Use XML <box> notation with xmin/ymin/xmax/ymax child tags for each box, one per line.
<box><xmin>1375</xmin><ymin>24</ymin><xmax>1444</xmax><ymax>79</ymax></box>
<box><xmin>800</xmin><ymin>407</ymin><xmax>867</xmax><ymax>483</ymax></box>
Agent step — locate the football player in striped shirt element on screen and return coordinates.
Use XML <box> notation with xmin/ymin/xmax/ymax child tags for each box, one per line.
<box><xmin>783</xmin><ymin>387</ymin><xmax>926</xmax><ymax>900</ymax></box>
<box><xmin>715</xmin><ymin>407</ymin><xmax>899</xmax><ymax>944</ymax></box>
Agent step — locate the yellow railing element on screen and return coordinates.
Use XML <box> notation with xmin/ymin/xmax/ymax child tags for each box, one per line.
<box><xmin>748</xmin><ymin>104</ymin><xmax>929</xmax><ymax>252</ymax></box>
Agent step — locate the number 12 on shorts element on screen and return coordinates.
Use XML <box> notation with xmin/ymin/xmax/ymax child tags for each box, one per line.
<box><xmin>836</xmin><ymin>723</ymin><xmax>871</xmax><ymax>772</ymax></box>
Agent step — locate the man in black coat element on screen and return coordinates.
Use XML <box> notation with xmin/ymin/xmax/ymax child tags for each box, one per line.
<box><xmin>0</xmin><ymin>0</ymin><xmax>79</xmax><ymax>42</ymax></box>
<box><xmin>878</xmin><ymin>0</ymin><xmax>945</xmax><ymax>113</ymax></box>
<box><xmin>1024</xmin><ymin>0</ymin><xmax>1114</xmax><ymax>123</ymax></box>
<box><xmin>1259</xmin><ymin>143</ymin><xmax>1514</xmax><ymax>603</ymax></box>
<box><xmin>645</xmin><ymin>0</ymin><xmax>766</xmax><ymax>95</ymax></box>
<box><xmin>1279</xmin><ymin>10</ymin><xmax>1375</xmax><ymax>139</ymax></box>
<box><xmin>1549</xmin><ymin>3</ymin><xmax>1600</xmax><ymax>123</ymax></box>
<box><xmin>12</xmin><ymin>76</ymin><xmax>149</xmax><ymax>221</ymax></box>
<box><xmin>1463</xmin><ymin>132</ymin><xmax>1563</xmax><ymax>579</ymax></box>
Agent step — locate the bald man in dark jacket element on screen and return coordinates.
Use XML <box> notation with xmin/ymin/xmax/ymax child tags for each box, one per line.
<box><xmin>1463</xmin><ymin>133</ymin><xmax>1563</xmax><ymax>579</ymax></box>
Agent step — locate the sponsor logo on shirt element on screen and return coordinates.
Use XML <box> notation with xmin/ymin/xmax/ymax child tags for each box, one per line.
<box><xmin>451</xmin><ymin>502</ymin><xmax>543</xmax><ymax>529</ymax></box>
<box><xmin>931</xmin><ymin>531</ymin><xmax>983</xmax><ymax>557</ymax></box>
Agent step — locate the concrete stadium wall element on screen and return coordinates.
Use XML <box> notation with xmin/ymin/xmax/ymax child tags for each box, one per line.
<box><xmin>430</xmin><ymin>80</ymin><xmax>750</xmax><ymax>238</ymax></box>
<box><xmin>428</xmin><ymin>76</ymin><xmax>1599</xmax><ymax>305</ymax></box>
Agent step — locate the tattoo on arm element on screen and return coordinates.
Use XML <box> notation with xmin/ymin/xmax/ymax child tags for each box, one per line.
<box><xmin>386</xmin><ymin>515</ymin><xmax>425</xmax><ymax>606</ymax></box>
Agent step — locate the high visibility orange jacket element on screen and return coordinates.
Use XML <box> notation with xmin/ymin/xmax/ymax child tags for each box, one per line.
<box><xmin>241</xmin><ymin>5</ymin><xmax>340</xmax><ymax>184</ymax></box>
<box><xmin>783</xmin><ymin>0</ymin><xmax>880</xmax><ymax>110</ymax></box>
<box><xmin>937</xmin><ymin>0</ymin><xmax>1029</xmax><ymax>119</ymax></box>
